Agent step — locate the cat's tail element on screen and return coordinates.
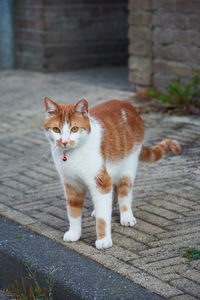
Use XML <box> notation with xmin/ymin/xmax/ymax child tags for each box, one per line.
<box><xmin>139</xmin><ymin>139</ymin><xmax>181</xmax><ymax>162</ymax></box>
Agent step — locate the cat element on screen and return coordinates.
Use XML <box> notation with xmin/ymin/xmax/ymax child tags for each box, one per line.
<box><xmin>44</xmin><ymin>97</ymin><xmax>181</xmax><ymax>249</ymax></box>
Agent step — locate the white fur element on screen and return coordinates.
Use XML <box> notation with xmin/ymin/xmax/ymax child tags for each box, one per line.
<box><xmin>121</xmin><ymin>109</ymin><xmax>127</xmax><ymax>123</ymax></box>
<box><xmin>46</xmin><ymin>116</ymin><xmax>141</xmax><ymax>249</ymax></box>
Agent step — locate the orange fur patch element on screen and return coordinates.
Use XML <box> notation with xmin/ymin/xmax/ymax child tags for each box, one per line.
<box><xmin>95</xmin><ymin>166</ymin><xmax>112</xmax><ymax>194</ymax></box>
<box><xmin>64</xmin><ymin>184</ymin><xmax>84</xmax><ymax>218</ymax></box>
<box><xmin>44</xmin><ymin>101</ymin><xmax>90</xmax><ymax>133</ymax></box>
<box><xmin>96</xmin><ymin>218</ymin><xmax>106</xmax><ymax>239</ymax></box>
<box><xmin>168</xmin><ymin>140</ymin><xmax>181</xmax><ymax>153</ymax></box>
<box><xmin>121</xmin><ymin>205</ymin><xmax>128</xmax><ymax>212</ymax></box>
<box><xmin>70</xmin><ymin>114</ymin><xmax>91</xmax><ymax>132</ymax></box>
<box><xmin>56</xmin><ymin>138</ymin><xmax>62</xmax><ymax>147</ymax></box>
<box><xmin>139</xmin><ymin>139</ymin><xmax>181</xmax><ymax>162</ymax></box>
<box><xmin>90</xmin><ymin>100</ymin><xmax>144</xmax><ymax>162</ymax></box>
<box><xmin>56</xmin><ymin>138</ymin><xmax>75</xmax><ymax>147</ymax></box>
<box><xmin>69</xmin><ymin>140</ymin><xmax>75</xmax><ymax>146</ymax></box>
<box><xmin>117</xmin><ymin>176</ymin><xmax>132</xmax><ymax>198</ymax></box>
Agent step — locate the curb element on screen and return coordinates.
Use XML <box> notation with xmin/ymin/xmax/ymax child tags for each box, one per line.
<box><xmin>0</xmin><ymin>217</ymin><xmax>164</xmax><ymax>300</ymax></box>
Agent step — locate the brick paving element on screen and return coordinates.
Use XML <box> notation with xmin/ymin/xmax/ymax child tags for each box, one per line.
<box><xmin>0</xmin><ymin>69</ymin><xmax>200</xmax><ymax>299</ymax></box>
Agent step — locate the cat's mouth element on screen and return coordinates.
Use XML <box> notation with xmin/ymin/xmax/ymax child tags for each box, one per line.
<box><xmin>58</xmin><ymin>142</ymin><xmax>76</xmax><ymax>151</ymax></box>
<box><xmin>56</xmin><ymin>139</ymin><xmax>76</xmax><ymax>149</ymax></box>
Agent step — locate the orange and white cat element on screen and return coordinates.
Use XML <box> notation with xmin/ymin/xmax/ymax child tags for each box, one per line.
<box><xmin>44</xmin><ymin>98</ymin><xmax>181</xmax><ymax>249</ymax></box>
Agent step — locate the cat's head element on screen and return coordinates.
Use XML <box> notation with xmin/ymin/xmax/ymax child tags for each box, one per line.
<box><xmin>44</xmin><ymin>97</ymin><xmax>91</xmax><ymax>150</ymax></box>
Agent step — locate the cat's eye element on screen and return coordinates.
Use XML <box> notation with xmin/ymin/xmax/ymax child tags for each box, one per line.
<box><xmin>71</xmin><ymin>126</ymin><xmax>79</xmax><ymax>133</ymax></box>
<box><xmin>53</xmin><ymin>127</ymin><xmax>60</xmax><ymax>133</ymax></box>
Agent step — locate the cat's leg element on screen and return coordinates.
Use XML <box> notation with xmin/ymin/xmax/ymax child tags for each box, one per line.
<box><xmin>93</xmin><ymin>191</ymin><xmax>113</xmax><ymax>249</ymax></box>
<box><xmin>117</xmin><ymin>150</ymin><xmax>140</xmax><ymax>227</ymax></box>
<box><xmin>91</xmin><ymin>168</ymin><xmax>113</xmax><ymax>249</ymax></box>
<box><xmin>63</xmin><ymin>183</ymin><xmax>85</xmax><ymax>242</ymax></box>
<box><xmin>117</xmin><ymin>180</ymin><xmax>136</xmax><ymax>227</ymax></box>
<box><xmin>91</xmin><ymin>185</ymin><xmax>117</xmax><ymax>218</ymax></box>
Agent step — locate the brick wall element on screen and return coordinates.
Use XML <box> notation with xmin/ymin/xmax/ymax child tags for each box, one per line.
<box><xmin>128</xmin><ymin>0</ymin><xmax>200</xmax><ymax>92</ymax></box>
<box><xmin>14</xmin><ymin>0</ymin><xmax>45</xmax><ymax>69</ymax></box>
<box><xmin>0</xmin><ymin>29</ymin><xmax>1</xmax><ymax>67</ymax></box>
<box><xmin>15</xmin><ymin>0</ymin><xmax>128</xmax><ymax>71</ymax></box>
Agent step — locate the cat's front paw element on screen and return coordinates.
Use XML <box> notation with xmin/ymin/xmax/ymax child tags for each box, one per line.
<box><xmin>63</xmin><ymin>230</ymin><xmax>81</xmax><ymax>242</ymax></box>
<box><xmin>95</xmin><ymin>237</ymin><xmax>113</xmax><ymax>249</ymax></box>
<box><xmin>120</xmin><ymin>211</ymin><xmax>137</xmax><ymax>227</ymax></box>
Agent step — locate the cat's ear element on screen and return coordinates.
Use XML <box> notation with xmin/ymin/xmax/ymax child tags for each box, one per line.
<box><xmin>44</xmin><ymin>97</ymin><xmax>59</xmax><ymax>118</ymax></box>
<box><xmin>74</xmin><ymin>99</ymin><xmax>88</xmax><ymax>117</ymax></box>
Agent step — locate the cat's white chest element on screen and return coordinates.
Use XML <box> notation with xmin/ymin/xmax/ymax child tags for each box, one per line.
<box><xmin>51</xmin><ymin>119</ymin><xmax>103</xmax><ymax>187</ymax></box>
<box><xmin>53</xmin><ymin>148</ymin><xmax>87</xmax><ymax>183</ymax></box>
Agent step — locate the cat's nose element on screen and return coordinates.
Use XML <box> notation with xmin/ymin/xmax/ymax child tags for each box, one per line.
<box><xmin>62</xmin><ymin>142</ymin><xmax>68</xmax><ymax>146</ymax></box>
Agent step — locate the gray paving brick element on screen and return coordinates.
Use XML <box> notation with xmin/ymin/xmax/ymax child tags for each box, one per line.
<box><xmin>159</xmin><ymin>273</ymin><xmax>181</xmax><ymax>282</ymax></box>
<box><xmin>29</xmin><ymin>165</ymin><xmax>57</xmax><ymax>179</ymax></box>
<box><xmin>43</xmin><ymin>206</ymin><xmax>67</xmax><ymax>220</ymax></box>
<box><xmin>134</xmin><ymin>219</ymin><xmax>165</xmax><ymax>234</ymax></box>
<box><xmin>171</xmin><ymin>278</ymin><xmax>200</xmax><ymax>298</ymax></box>
<box><xmin>105</xmin><ymin>245</ymin><xmax>139</xmax><ymax>261</ymax></box>
<box><xmin>184</xmin><ymin>270</ymin><xmax>200</xmax><ymax>284</ymax></box>
<box><xmin>170</xmin><ymin>295</ymin><xmax>199</xmax><ymax>300</ymax></box>
<box><xmin>113</xmin><ymin>224</ymin><xmax>158</xmax><ymax>243</ymax></box>
<box><xmin>156</xmin><ymin>225</ymin><xmax>200</xmax><ymax>239</ymax></box>
<box><xmin>151</xmin><ymin>199</ymin><xmax>190</xmax><ymax>213</ymax></box>
<box><xmin>139</xmin><ymin>204</ymin><xmax>181</xmax><ymax>220</ymax></box>
<box><xmin>112</xmin><ymin>232</ymin><xmax>148</xmax><ymax>252</ymax></box>
<box><xmin>139</xmin><ymin>256</ymin><xmax>187</xmax><ymax>271</ymax></box>
<box><xmin>126</xmin><ymin>271</ymin><xmax>183</xmax><ymax>298</ymax></box>
<box><xmin>151</xmin><ymin>232</ymin><xmax>200</xmax><ymax>248</ymax></box>
<box><xmin>135</xmin><ymin>210</ymin><xmax>173</xmax><ymax>227</ymax></box>
<box><xmin>34</xmin><ymin>212</ymin><xmax>66</xmax><ymax>229</ymax></box>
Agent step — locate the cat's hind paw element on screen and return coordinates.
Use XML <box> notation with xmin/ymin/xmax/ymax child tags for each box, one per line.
<box><xmin>120</xmin><ymin>211</ymin><xmax>137</xmax><ymax>227</ymax></box>
<box><xmin>63</xmin><ymin>230</ymin><xmax>81</xmax><ymax>242</ymax></box>
<box><xmin>95</xmin><ymin>237</ymin><xmax>113</xmax><ymax>249</ymax></box>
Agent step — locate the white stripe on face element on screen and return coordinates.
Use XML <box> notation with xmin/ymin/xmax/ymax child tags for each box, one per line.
<box><xmin>61</xmin><ymin>122</ymin><xmax>71</xmax><ymax>144</ymax></box>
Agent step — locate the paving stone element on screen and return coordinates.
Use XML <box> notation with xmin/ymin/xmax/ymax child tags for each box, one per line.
<box><xmin>134</xmin><ymin>218</ymin><xmax>165</xmax><ymax>234</ymax></box>
<box><xmin>158</xmin><ymin>273</ymin><xmax>181</xmax><ymax>282</ymax></box>
<box><xmin>156</xmin><ymin>225</ymin><xmax>200</xmax><ymax>240</ymax></box>
<box><xmin>35</xmin><ymin>212</ymin><xmax>66</xmax><ymax>229</ymax></box>
<box><xmin>15</xmin><ymin>202</ymin><xmax>50</xmax><ymax>212</ymax></box>
<box><xmin>170</xmin><ymin>295</ymin><xmax>199</xmax><ymax>300</ymax></box>
<box><xmin>167</xmin><ymin>221</ymin><xmax>200</xmax><ymax>232</ymax></box>
<box><xmin>42</xmin><ymin>206</ymin><xmax>67</xmax><ymax>220</ymax></box>
<box><xmin>28</xmin><ymin>222</ymin><xmax>64</xmax><ymax>241</ymax></box>
<box><xmin>150</xmin><ymin>232</ymin><xmax>200</xmax><ymax>248</ymax></box>
<box><xmin>130</xmin><ymin>252</ymin><xmax>185</xmax><ymax>268</ymax></box>
<box><xmin>184</xmin><ymin>269</ymin><xmax>200</xmax><ymax>284</ymax></box>
<box><xmin>135</xmin><ymin>210</ymin><xmax>173</xmax><ymax>226</ymax></box>
<box><xmin>0</xmin><ymin>207</ymin><xmax>37</xmax><ymax>226</ymax></box>
<box><xmin>190</xmin><ymin>260</ymin><xmax>200</xmax><ymax>271</ymax></box>
<box><xmin>175</xmin><ymin>215</ymin><xmax>200</xmax><ymax>224</ymax></box>
<box><xmin>170</xmin><ymin>278</ymin><xmax>200</xmax><ymax>298</ymax></box>
<box><xmin>112</xmin><ymin>232</ymin><xmax>148</xmax><ymax>252</ymax></box>
<box><xmin>113</xmin><ymin>223</ymin><xmax>158</xmax><ymax>243</ymax></box>
<box><xmin>29</xmin><ymin>165</ymin><xmax>57</xmax><ymax>179</ymax></box>
<box><xmin>155</xmin><ymin>264</ymin><xmax>193</xmax><ymax>276</ymax></box>
<box><xmin>126</xmin><ymin>271</ymin><xmax>183</xmax><ymax>298</ymax></box>
<box><xmin>139</xmin><ymin>204</ymin><xmax>181</xmax><ymax>219</ymax></box>
<box><xmin>151</xmin><ymin>199</ymin><xmax>190</xmax><ymax>213</ymax></box>
<box><xmin>105</xmin><ymin>245</ymin><xmax>139</xmax><ymax>261</ymax></box>
<box><xmin>139</xmin><ymin>256</ymin><xmax>187</xmax><ymax>271</ymax></box>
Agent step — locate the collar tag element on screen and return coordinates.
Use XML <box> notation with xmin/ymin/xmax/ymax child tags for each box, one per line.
<box><xmin>63</xmin><ymin>151</ymin><xmax>67</xmax><ymax>162</ymax></box>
